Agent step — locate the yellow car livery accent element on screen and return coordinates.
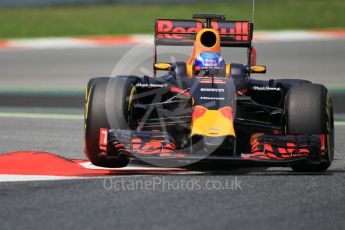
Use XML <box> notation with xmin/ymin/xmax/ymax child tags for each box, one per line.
<box><xmin>191</xmin><ymin>109</ymin><xmax>235</xmax><ymax>137</ymax></box>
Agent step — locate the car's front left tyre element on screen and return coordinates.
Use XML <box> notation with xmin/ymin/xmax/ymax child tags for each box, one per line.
<box><xmin>84</xmin><ymin>76</ymin><xmax>137</xmax><ymax>168</ymax></box>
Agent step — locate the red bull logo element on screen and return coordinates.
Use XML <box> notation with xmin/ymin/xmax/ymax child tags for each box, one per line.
<box><xmin>156</xmin><ymin>20</ymin><xmax>250</xmax><ymax>41</ymax></box>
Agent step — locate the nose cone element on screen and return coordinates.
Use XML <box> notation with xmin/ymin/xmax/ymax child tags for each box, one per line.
<box><xmin>191</xmin><ymin>107</ymin><xmax>236</xmax><ymax>138</ymax></box>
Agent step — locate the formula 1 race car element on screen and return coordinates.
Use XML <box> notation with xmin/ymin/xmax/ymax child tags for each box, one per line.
<box><xmin>84</xmin><ymin>14</ymin><xmax>334</xmax><ymax>171</ymax></box>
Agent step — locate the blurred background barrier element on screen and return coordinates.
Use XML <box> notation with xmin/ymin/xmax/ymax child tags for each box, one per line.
<box><xmin>0</xmin><ymin>0</ymin><xmax>254</xmax><ymax>8</ymax></box>
<box><xmin>0</xmin><ymin>0</ymin><xmax>344</xmax><ymax>115</ymax></box>
<box><xmin>0</xmin><ymin>0</ymin><xmax>343</xmax><ymax>39</ymax></box>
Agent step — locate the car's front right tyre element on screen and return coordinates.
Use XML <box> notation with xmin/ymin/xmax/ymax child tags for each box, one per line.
<box><xmin>284</xmin><ymin>83</ymin><xmax>334</xmax><ymax>172</ymax></box>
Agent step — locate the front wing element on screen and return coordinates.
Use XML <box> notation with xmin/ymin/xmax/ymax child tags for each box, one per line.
<box><xmin>99</xmin><ymin>129</ymin><xmax>327</xmax><ymax>166</ymax></box>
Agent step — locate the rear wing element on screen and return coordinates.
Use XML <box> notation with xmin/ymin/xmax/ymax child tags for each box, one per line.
<box><xmin>155</xmin><ymin>19</ymin><xmax>253</xmax><ymax>47</ymax></box>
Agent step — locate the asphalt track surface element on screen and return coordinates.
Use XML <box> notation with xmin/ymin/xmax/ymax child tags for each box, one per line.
<box><xmin>0</xmin><ymin>116</ymin><xmax>344</xmax><ymax>230</ymax></box>
<box><xmin>1</xmin><ymin>40</ymin><xmax>345</xmax><ymax>230</ymax></box>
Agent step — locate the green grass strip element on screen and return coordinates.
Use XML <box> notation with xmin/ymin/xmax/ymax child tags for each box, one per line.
<box><xmin>0</xmin><ymin>0</ymin><xmax>344</xmax><ymax>39</ymax></box>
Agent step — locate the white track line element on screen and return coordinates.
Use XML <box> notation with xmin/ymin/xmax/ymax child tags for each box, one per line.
<box><xmin>0</xmin><ymin>165</ymin><xmax>199</xmax><ymax>182</ymax></box>
<box><xmin>335</xmin><ymin>121</ymin><xmax>345</xmax><ymax>126</ymax></box>
<box><xmin>0</xmin><ymin>175</ymin><xmax>80</xmax><ymax>182</ymax></box>
<box><xmin>0</xmin><ymin>112</ymin><xmax>83</xmax><ymax>120</ymax></box>
<box><xmin>79</xmin><ymin>162</ymin><xmax>202</xmax><ymax>175</ymax></box>
<box><xmin>79</xmin><ymin>161</ymin><xmax>183</xmax><ymax>171</ymax></box>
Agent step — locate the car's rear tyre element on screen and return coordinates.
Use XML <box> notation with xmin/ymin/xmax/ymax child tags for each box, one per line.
<box><xmin>284</xmin><ymin>83</ymin><xmax>334</xmax><ymax>172</ymax></box>
<box><xmin>84</xmin><ymin>76</ymin><xmax>137</xmax><ymax>167</ymax></box>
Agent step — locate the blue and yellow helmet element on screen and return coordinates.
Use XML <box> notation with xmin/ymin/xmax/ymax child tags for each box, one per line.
<box><xmin>194</xmin><ymin>52</ymin><xmax>226</xmax><ymax>77</ymax></box>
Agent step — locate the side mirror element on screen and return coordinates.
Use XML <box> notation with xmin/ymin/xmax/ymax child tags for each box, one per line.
<box><xmin>154</xmin><ymin>63</ymin><xmax>172</xmax><ymax>71</ymax></box>
<box><xmin>250</xmin><ymin>65</ymin><xmax>266</xmax><ymax>74</ymax></box>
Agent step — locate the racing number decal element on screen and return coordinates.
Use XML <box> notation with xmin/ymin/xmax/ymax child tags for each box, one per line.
<box><xmin>100</xmin><ymin>128</ymin><xmax>108</xmax><ymax>146</ymax></box>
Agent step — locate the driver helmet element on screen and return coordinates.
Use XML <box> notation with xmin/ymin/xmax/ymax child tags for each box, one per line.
<box><xmin>193</xmin><ymin>52</ymin><xmax>226</xmax><ymax>77</ymax></box>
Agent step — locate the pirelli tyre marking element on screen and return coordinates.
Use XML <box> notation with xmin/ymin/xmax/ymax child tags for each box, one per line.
<box><xmin>326</xmin><ymin>93</ymin><xmax>333</xmax><ymax>162</ymax></box>
<box><xmin>84</xmin><ymin>85</ymin><xmax>93</xmax><ymax>130</ymax></box>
